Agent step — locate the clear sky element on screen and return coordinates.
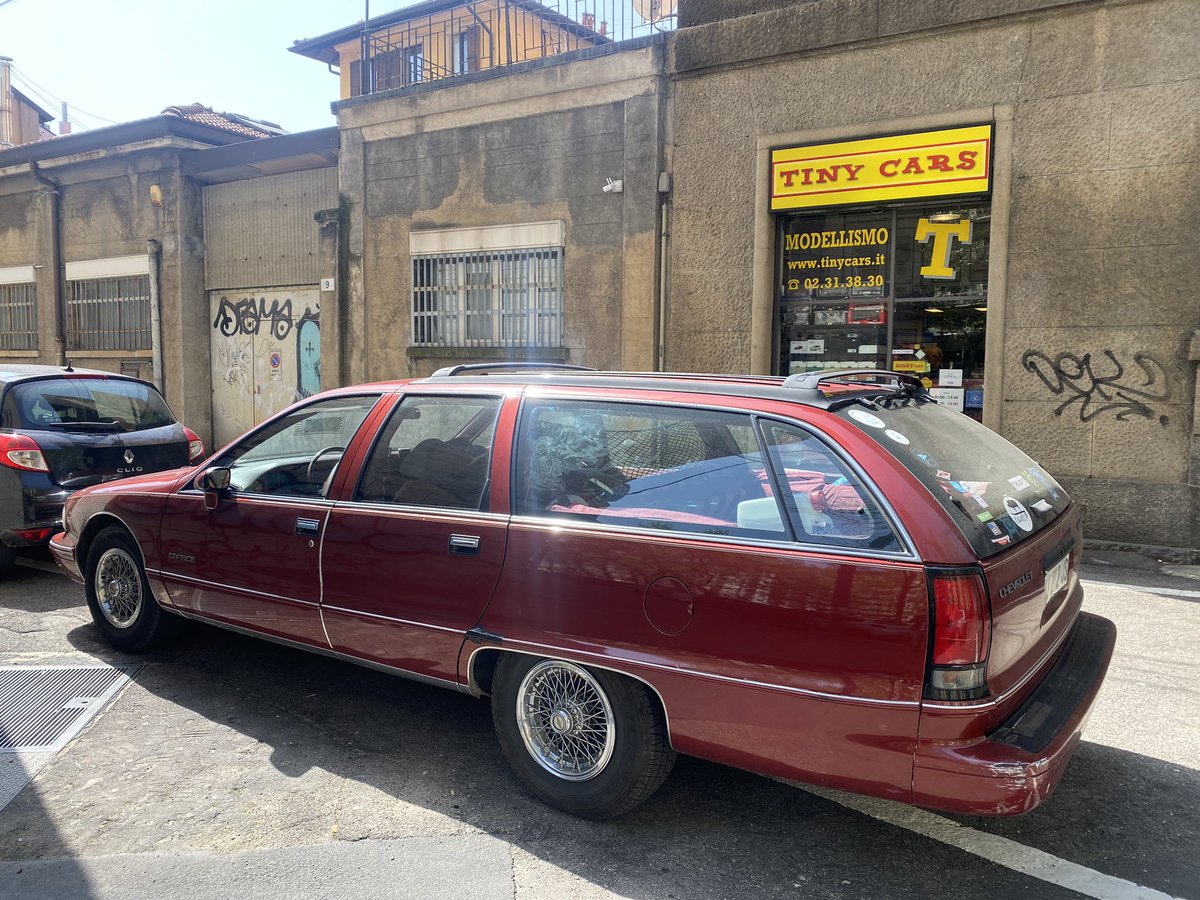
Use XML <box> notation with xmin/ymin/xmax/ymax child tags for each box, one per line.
<box><xmin>0</xmin><ymin>0</ymin><xmax>374</xmax><ymax>134</ymax></box>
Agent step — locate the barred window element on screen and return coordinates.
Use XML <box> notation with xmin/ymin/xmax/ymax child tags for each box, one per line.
<box><xmin>67</xmin><ymin>275</ymin><xmax>151</xmax><ymax>351</ymax></box>
<box><xmin>0</xmin><ymin>282</ymin><xmax>37</xmax><ymax>351</ymax></box>
<box><xmin>412</xmin><ymin>247</ymin><xmax>563</xmax><ymax>348</ymax></box>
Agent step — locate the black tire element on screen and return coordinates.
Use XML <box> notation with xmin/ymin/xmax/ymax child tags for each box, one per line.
<box><xmin>84</xmin><ymin>526</ymin><xmax>183</xmax><ymax>651</ymax></box>
<box><xmin>0</xmin><ymin>543</ymin><xmax>16</xmax><ymax>577</ymax></box>
<box><xmin>491</xmin><ymin>653</ymin><xmax>676</xmax><ymax>819</ymax></box>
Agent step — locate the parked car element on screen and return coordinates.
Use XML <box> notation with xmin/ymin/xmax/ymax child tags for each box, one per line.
<box><xmin>1</xmin><ymin>365</ymin><xmax>204</xmax><ymax>575</ymax></box>
<box><xmin>51</xmin><ymin>365</ymin><xmax>1115</xmax><ymax>819</ymax></box>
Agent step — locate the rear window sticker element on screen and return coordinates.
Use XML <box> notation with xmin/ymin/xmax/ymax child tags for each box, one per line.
<box><xmin>885</xmin><ymin>429</ymin><xmax>909</xmax><ymax>445</ymax></box>
<box><xmin>1008</xmin><ymin>475</ymin><xmax>1031</xmax><ymax>491</ymax></box>
<box><xmin>986</xmin><ymin>521</ymin><xmax>1003</xmax><ymax>536</ymax></box>
<box><xmin>1026</xmin><ymin>467</ymin><xmax>1060</xmax><ymax>500</ymax></box>
<box><xmin>1031</xmin><ymin>498</ymin><xmax>1053</xmax><ymax>513</ymax></box>
<box><xmin>977</xmin><ymin>511</ymin><xmax>994</xmax><ymax>522</ymax></box>
<box><xmin>991</xmin><ymin>535</ymin><xmax>1011</xmax><ymax>547</ymax></box>
<box><xmin>972</xmin><ymin>493</ymin><xmax>990</xmax><ymax>508</ymax></box>
<box><xmin>848</xmin><ymin>409</ymin><xmax>886</xmax><ymax>429</ymax></box>
<box><xmin>936</xmin><ymin>470</ymin><xmax>951</xmax><ymax>480</ymax></box>
<box><xmin>911</xmin><ymin>449</ymin><xmax>938</xmax><ymax>468</ymax></box>
<box><xmin>1003</xmin><ymin>496</ymin><xmax>1034</xmax><ymax>532</ymax></box>
<box><xmin>950</xmin><ymin>480</ymin><xmax>968</xmax><ymax>493</ymax></box>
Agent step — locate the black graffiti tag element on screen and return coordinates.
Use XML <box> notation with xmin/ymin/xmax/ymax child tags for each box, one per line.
<box><xmin>212</xmin><ymin>296</ymin><xmax>294</xmax><ymax>340</ymax></box>
<box><xmin>1021</xmin><ymin>349</ymin><xmax>1169</xmax><ymax>425</ymax></box>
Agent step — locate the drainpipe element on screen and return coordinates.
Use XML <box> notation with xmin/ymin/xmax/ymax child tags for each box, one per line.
<box><xmin>147</xmin><ymin>239</ymin><xmax>164</xmax><ymax>392</ymax></box>
<box><xmin>656</xmin><ymin>171</ymin><xmax>671</xmax><ymax>371</ymax></box>
<box><xmin>29</xmin><ymin>162</ymin><xmax>65</xmax><ymax>364</ymax></box>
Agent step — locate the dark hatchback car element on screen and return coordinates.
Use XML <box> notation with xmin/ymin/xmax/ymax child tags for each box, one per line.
<box><xmin>52</xmin><ymin>366</ymin><xmax>1115</xmax><ymax>819</ymax></box>
<box><xmin>0</xmin><ymin>365</ymin><xmax>204</xmax><ymax>574</ymax></box>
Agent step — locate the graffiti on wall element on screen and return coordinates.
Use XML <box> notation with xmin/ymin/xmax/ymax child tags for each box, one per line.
<box><xmin>210</xmin><ymin>290</ymin><xmax>320</xmax><ymax>447</ymax></box>
<box><xmin>212</xmin><ymin>295</ymin><xmax>298</xmax><ymax>341</ymax></box>
<box><xmin>1021</xmin><ymin>349</ymin><xmax>1169</xmax><ymax>425</ymax></box>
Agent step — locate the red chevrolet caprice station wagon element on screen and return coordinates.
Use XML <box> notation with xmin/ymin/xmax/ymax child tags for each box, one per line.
<box><xmin>52</xmin><ymin>366</ymin><xmax>1116</xmax><ymax>819</ymax></box>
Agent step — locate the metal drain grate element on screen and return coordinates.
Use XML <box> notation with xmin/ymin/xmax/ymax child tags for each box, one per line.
<box><xmin>0</xmin><ymin>665</ymin><xmax>139</xmax><ymax>753</ymax></box>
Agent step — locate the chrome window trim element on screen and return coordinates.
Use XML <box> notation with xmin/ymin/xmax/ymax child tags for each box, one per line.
<box><xmin>506</xmin><ymin>517</ymin><xmax>919</xmax><ymax>563</ymax></box>
<box><xmin>331</xmin><ymin>502</ymin><xmax>508</xmax><ymax>525</ymax></box>
<box><xmin>467</xmin><ymin>640</ymin><xmax>919</xmax><ymax>710</ymax></box>
<box><xmin>509</xmin><ymin>392</ymin><xmax>920</xmax><ymax>562</ymax></box>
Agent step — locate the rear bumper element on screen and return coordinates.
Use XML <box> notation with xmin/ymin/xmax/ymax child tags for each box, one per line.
<box><xmin>0</xmin><ymin>469</ymin><xmax>68</xmax><ymax>548</ymax></box>
<box><xmin>912</xmin><ymin>611</ymin><xmax>1117</xmax><ymax>815</ymax></box>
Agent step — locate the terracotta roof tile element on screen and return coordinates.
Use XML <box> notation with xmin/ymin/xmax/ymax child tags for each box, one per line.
<box><xmin>160</xmin><ymin>103</ymin><xmax>285</xmax><ymax>139</ymax></box>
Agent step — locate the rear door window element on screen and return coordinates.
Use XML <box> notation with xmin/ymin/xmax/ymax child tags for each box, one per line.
<box><xmin>833</xmin><ymin>396</ymin><xmax>1069</xmax><ymax>557</ymax></box>
<box><xmin>513</xmin><ymin>399</ymin><xmax>789</xmax><ymax>540</ymax></box>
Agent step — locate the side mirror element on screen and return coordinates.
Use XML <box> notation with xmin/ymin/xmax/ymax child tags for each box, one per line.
<box><xmin>198</xmin><ymin>467</ymin><xmax>232</xmax><ymax>511</ymax></box>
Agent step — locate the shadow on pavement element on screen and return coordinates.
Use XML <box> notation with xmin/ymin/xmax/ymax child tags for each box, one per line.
<box><xmin>0</xmin><ymin>615</ymin><xmax>1190</xmax><ymax>900</ymax></box>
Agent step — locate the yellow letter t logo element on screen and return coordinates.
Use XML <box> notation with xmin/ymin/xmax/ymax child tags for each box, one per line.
<box><xmin>916</xmin><ymin>218</ymin><xmax>973</xmax><ymax>279</ymax></box>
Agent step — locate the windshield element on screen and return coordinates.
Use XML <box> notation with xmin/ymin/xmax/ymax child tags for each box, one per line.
<box><xmin>2</xmin><ymin>378</ymin><xmax>176</xmax><ymax>433</ymax></box>
<box><xmin>834</xmin><ymin>396</ymin><xmax>1069</xmax><ymax>558</ymax></box>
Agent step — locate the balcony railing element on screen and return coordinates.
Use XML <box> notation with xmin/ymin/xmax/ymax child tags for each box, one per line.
<box><xmin>351</xmin><ymin>0</ymin><xmax>675</xmax><ymax>96</ymax></box>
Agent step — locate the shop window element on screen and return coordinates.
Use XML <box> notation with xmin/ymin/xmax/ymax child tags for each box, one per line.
<box><xmin>776</xmin><ymin>203</ymin><xmax>990</xmax><ymax>420</ymax></box>
<box><xmin>411</xmin><ymin>222</ymin><xmax>565</xmax><ymax>349</ymax></box>
<box><xmin>0</xmin><ymin>281</ymin><xmax>37</xmax><ymax>351</ymax></box>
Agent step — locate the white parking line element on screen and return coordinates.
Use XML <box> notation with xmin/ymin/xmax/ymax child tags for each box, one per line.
<box><xmin>1081</xmin><ymin>579</ymin><xmax>1200</xmax><ymax>601</ymax></box>
<box><xmin>790</xmin><ymin>783</ymin><xmax>1181</xmax><ymax>900</ymax></box>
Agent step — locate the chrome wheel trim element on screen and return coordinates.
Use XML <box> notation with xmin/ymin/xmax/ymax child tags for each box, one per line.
<box><xmin>515</xmin><ymin>660</ymin><xmax>616</xmax><ymax>782</ymax></box>
<box><xmin>94</xmin><ymin>547</ymin><xmax>143</xmax><ymax>629</ymax></box>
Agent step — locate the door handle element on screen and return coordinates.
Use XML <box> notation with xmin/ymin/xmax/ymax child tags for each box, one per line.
<box><xmin>295</xmin><ymin>517</ymin><xmax>321</xmax><ymax>536</ymax></box>
<box><xmin>449</xmin><ymin>534</ymin><xmax>481</xmax><ymax>556</ymax></box>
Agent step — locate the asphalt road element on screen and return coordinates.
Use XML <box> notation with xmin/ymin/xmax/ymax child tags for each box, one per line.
<box><xmin>0</xmin><ymin>554</ymin><xmax>1196</xmax><ymax>900</ymax></box>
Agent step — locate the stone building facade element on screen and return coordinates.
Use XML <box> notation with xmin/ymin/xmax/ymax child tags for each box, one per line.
<box><xmin>663</xmin><ymin>0</ymin><xmax>1200</xmax><ymax>551</ymax></box>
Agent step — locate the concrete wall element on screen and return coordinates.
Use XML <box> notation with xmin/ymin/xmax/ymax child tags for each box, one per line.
<box><xmin>334</xmin><ymin>39</ymin><xmax>667</xmax><ymax>380</ymax></box>
<box><xmin>667</xmin><ymin>0</ymin><xmax>1200</xmax><ymax>549</ymax></box>
<box><xmin>0</xmin><ymin>149</ymin><xmax>214</xmax><ymax>443</ymax></box>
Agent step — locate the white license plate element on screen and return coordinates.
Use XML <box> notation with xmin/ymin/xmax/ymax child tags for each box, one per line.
<box><xmin>1044</xmin><ymin>555</ymin><xmax>1069</xmax><ymax>600</ymax></box>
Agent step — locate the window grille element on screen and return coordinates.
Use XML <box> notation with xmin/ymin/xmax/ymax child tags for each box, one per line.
<box><xmin>0</xmin><ymin>283</ymin><xmax>37</xmax><ymax>351</ymax></box>
<box><xmin>413</xmin><ymin>248</ymin><xmax>563</xmax><ymax>348</ymax></box>
<box><xmin>66</xmin><ymin>275</ymin><xmax>152</xmax><ymax>351</ymax></box>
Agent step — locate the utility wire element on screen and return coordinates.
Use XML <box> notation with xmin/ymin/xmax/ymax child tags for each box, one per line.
<box><xmin>10</xmin><ymin>65</ymin><xmax>120</xmax><ymax>127</ymax></box>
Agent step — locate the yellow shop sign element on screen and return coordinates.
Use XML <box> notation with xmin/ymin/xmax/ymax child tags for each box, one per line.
<box><xmin>771</xmin><ymin>125</ymin><xmax>992</xmax><ymax>211</ymax></box>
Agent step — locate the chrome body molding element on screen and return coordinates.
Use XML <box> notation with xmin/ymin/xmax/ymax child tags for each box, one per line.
<box><xmin>150</xmin><ymin>570</ymin><xmax>320</xmax><ymax>609</ymax></box>
<box><xmin>318</xmin><ymin>603</ymin><xmax>464</xmax><ymax>636</ymax></box>
<box><xmin>465</xmin><ymin>640</ymin><xmax>919</xmax><ymax>711</ymax></box>
<box><xmin>168</xmin><ymin>608</ymin><xmax>469</xmax><ymax>695</ymax></box>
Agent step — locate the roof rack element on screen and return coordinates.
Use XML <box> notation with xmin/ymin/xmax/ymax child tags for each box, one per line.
<box><xmin>430</xmin><ymin>362</ymin><xmax>596</xmax><ymax>377</ymax></box>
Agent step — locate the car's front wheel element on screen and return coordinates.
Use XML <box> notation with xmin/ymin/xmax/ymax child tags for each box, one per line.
<box><xmin>85</xmin><ymin>527</ymin><xmax>183</xmax><ymax>651</ymax></box>
<box><xmin>491</xmin><ymin>654</ymin><xmax>675</xmax><ymax>819</ymax></box>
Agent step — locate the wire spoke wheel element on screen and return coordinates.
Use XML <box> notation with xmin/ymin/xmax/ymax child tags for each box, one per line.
<box><xmin>93</xmin><ymin>547</ymin><xmax>143</xmax><ymax>629</ymax></box>
<box><xmin>516</xmin><ymin>660</ymin><xmax>616</xmax><ymax>781</ymax></box>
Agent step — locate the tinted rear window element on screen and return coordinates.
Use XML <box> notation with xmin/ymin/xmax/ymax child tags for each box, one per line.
<box><xmin>834</xmin><ymin>396</ymin><xmax>1068</xmax><ymax>557</ymax></box>
<box><xmin>2</xmin><ymin>378</ymin><xmax>176</xmax><ymax>432</ymax></box>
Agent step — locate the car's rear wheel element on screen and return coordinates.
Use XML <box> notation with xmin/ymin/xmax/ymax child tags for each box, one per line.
<box><xmin>85</xmin><ymin>527</ymin><xmax>183</xmax><ymax>651</ymax></box>
<box><xmin>491</xmin><ymin>654</ymin><xmax>675</xmax><ymax>819</ymax></box>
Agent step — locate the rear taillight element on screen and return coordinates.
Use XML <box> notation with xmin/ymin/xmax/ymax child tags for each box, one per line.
<box><xmin>183</xmin><ymin>426</ymin><xmax>205</xmax><ymax>464</ymax></box>
<box><xmin>0</xmin><ymin>432</ymin><xmax>50</xmax><ymax>473</ymax></box>
<box><xmin>926</xmin><ymin>570</ymin><xmax>991</xmax><ymax>701</ymax></box>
